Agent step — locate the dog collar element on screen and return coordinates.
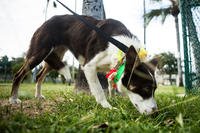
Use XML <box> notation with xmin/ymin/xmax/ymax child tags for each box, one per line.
<box><xmin>112</xmin><ymin>47</ymin><xmax>147</xmax><ymax>82</ymax></box>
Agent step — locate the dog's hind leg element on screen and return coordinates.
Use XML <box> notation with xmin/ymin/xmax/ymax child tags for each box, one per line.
<box><xmin>35</xmin><ymin>63</ymin><xmax>52</xmax><ymax>99</ymax></box>
<box><xmin>9</xmin><ymin>62</ymin><xmax>31</xmax><ymax>104</ymax></box>
<box><xmin>34</xmin><ymin>47</ymin><xmax>70</xmax><ymax>100</ymax></box>
<box><xmin>34</xmin><ymin>46</ymin><xmax>70</xmax><ymax>100</ymax></box>
<box><xmin>9</xmin><ymin>47</ymin><xmax>54</xmax><ymax>104</ymax></box>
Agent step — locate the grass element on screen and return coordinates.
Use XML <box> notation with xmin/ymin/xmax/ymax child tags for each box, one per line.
<box><xmin>0</xmin><ymin>83</ymin><xmax>200</xmax><ymax>133</ymax></box>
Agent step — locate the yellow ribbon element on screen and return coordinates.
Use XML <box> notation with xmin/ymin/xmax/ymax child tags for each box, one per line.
<box><xmin>117</xmin><ymin>50</ymin><xmax>123</xmax><ymax>62</ymax></box>
<box><xmin>138</xmin><ymin>47</ymin><xmax>147</xmax><ymax>60</ymax></box>
<box><xmin>117</xmin><ymin>47</ymin><xmax>147</xmax><ymax>62</ymax></box>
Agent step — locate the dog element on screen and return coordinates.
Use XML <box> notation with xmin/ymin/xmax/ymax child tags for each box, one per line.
<box><xmin>9</xmin><ymin>14</ymin><xmax>159</xmax><ymax>114</ymax></box>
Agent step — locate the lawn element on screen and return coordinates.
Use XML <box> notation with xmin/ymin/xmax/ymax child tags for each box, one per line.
<box><xmin>0</xmin><ymin>83</ymin><xmax>200</xmax><ymax>133</ymax></box>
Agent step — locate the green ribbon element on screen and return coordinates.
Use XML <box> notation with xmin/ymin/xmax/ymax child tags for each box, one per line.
<box><xmin>114</xmin><ymin>62</ymin><xmax>125</xmax><ymax>83</ymax></box>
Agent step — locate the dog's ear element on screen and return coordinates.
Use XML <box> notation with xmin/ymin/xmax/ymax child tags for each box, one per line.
<box><xmin>146</xmin><ymin>56</ymin><xmax>160</xmax><ymax>73</ymax></box>
<box><xmin>125</xmin><ymin>46</ymin><xmax>140</xmax><ymax>71</ymax></box>
<box><xmin>126</xmin><ymin>46</ymin><xmax>138</xmax><ymax>63</ymax></box>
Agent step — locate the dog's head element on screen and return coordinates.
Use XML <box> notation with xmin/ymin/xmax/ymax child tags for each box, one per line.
<box><xmin>122</xmin><ymin>46</ymin><xmax>159</xmax><ymax>114</ymax></box>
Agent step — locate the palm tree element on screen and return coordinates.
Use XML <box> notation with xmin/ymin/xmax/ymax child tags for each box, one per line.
<box><xmin>158</xmin><ymin>52</ymin><xmax>178</xmax><ymax>85</ymax></box>
<box><xmin>144</xmin><ymin>0</ymin><xmax>183</xmax><ymax>86</ymax></box>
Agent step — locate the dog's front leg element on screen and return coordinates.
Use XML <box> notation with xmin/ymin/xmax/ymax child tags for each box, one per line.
<box><xmin>108</xmin><ymin>79</ymin><xmax>113</xmax><ymax>97</ymax></box>
<box><xmin>83</xmin><ymin>65</ymin><xmax>112</xmax><ymax>109</ymax></box>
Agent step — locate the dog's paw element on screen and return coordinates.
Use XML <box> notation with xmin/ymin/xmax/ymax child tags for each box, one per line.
<box><xmin>35</xmin><ymin>95</ymin><xmax>45</xmax><ymax>100</ymax></box>
<box><xmin>9</xmin><ymin>97</ymin><xmax>21</xmax><ymax>104</ymax></box>
<box><xmin>101</xmin><ymin>101</ymin><xmax>112</xmax><ymax>109</ymax></box>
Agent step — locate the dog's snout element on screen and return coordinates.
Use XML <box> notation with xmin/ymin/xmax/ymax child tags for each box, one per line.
<box><xmin>144</xmin><ymin>106</ymin><xmax>158</xmax><ymax>114</ymax></box>
<box><xmin>152</xmin><ymin>107</ymin><xmax>157</xmax><ymax>112</ymax></box>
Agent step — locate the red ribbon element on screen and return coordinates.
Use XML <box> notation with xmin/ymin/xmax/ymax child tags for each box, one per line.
<box><xmin>106</xmin><ymin>68</ymin><xmax>117</xmax><ymax>80</ymax></box>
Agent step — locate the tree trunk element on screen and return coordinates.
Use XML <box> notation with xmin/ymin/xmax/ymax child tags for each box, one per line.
<box><xmin>75</xmin><ymin>66</ymin><xmax>108</xmax><ymax>93</ymax></box>
<box><xmin>174</xmin><ymin>16</ymin><xmax>183</xmax><ymax>87</ymax></box>
<box><xmin>82</xmin><ymin>0</ymin><xmax>105</xmax><ymax>20</ymax></box>
<box><xmin>4</xmin><ymin>65</ymin><xmax>7</xmax><ymax>82</ymax></box>
<box><xmin>169</xmin><ymin>74</ymin><xmax>172</xmax><ymax>85</ymax></box>
<box><xmin>75</xmin><ymin>0</ymin><xmax>107</xmax><ymax>92</ymax></box>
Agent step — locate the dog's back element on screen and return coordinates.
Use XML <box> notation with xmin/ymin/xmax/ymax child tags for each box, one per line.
<box><xmin>27</xmin><ymin>15</ymin><xmax>132</xmax><ymax>64</ymax></box>
<box><xmin>9</xmin><ymin>14</ymin><xmax>133</xmax><ymax>103</ymax></box>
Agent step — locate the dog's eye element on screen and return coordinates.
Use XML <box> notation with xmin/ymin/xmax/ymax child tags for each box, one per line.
<box><xmin>143</xmin><ymin>87</ymin><xmax>151</xmax><ymax>93</ymax></box>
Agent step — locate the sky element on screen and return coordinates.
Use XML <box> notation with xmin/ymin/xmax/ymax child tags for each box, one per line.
<box><xmin>0</xmin><ymin>0</ymin><xmax>182</xmax><ymax>66</ymax></box>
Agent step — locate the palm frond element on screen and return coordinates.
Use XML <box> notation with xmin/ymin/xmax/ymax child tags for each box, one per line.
<box><xmin>144</xmin><ymin>7</ymin><xmax>171</xmax><ymax>26</ymax></box>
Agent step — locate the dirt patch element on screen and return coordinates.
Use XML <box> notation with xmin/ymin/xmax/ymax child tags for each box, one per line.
<box><xmin>0</xmin><ymin>99</ymin><xmax>61</xmax><ymax>118</ymax></box>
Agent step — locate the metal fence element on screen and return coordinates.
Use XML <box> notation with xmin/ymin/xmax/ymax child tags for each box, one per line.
<box><xmin>179</xmin><ymin>0</ymin><xmax>200</xmax><ymax>92</ymax></box>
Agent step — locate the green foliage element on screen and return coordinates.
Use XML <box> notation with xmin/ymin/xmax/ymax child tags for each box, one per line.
<box><xmin>48</xmin><ymin>70</ymin><xmax>59</xmax><ymax>83</ymax></box>
<box><xmin>10</xmin><ymin>57</ymin><xmax>32</xmax><ymax>82</ymax></box>
<box><xmin>0</xmin><ymin>56</ymin><xmax>12</xmax><ymax>81</ymax></box>
<box><xmin>0</xmin><ymin>55</ymin><xmax>9</xmax><ymax>66</ymax></box>
<box><xmin>0</xmin><ymin>83</ymin><xmax>200</xmax><ymax>132</ymax></box>
<box><xmin>0</xmin><ymin>56</ymin><xmax>25</xmax><ymax>76</ymax></box>
<box><xmin>0</xmin><ymin>56</ymin><xmax>10</xmax><ymax>73</ymax></box>
<box><xmin>158</xmin><ymin>52</ymin><xmax>178</xmax><ymax>75</ymax></box>
<box><xmin>10</xmin><ymin>57</ymin><xmax>24</xmax><ymax>74</ymax></box>
<box><xmin>158</xmin><ymin>52</ymin><xmax>178</xmax><ymax>85</ymax></box>
<box><xmin>144</xmin><ymin>7</ymin><xmax>171</xmax><ymax>25</ymax></box>
<box><xmin>0</xmin><ymin>55</ymin><xmax>33</xmax><ymax>82</ymax></box>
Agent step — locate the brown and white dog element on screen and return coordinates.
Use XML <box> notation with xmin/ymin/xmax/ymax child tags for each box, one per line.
<box><xmin>9</xmin><ymin>14</ymin><xmax>159</xmax><ymax>114</ymax></box>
